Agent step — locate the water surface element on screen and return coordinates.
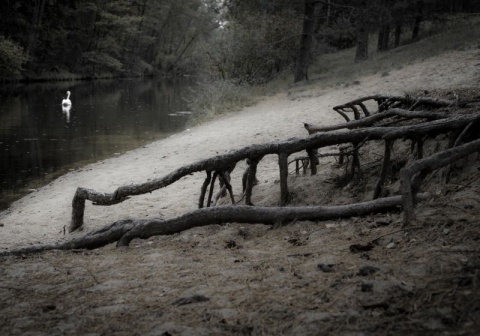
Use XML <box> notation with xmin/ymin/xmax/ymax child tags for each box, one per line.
<box><xmin>0</xmin><ymin>78</ymin><xmax>195</xmax><ymax>209</ymax></box>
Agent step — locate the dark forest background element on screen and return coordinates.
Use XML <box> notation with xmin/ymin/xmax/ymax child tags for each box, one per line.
<box><xmin>0</xmin><ymin>0</ymin><xmax>479</xmax><ymax>83</ymax></box>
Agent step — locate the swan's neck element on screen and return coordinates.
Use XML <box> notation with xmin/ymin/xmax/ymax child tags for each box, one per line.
<box><xmin>66</xmin><ymin>92</ymin><xmax>71</xmax><ymax>99</ymax></box>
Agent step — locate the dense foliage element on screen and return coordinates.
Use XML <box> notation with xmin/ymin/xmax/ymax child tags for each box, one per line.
<box><xmin>0</xmin><ymin>0</ymin><xmax>216</xmax><ymax>79</ymax></box>
<box><xmin>0</xmin><ymin>0</ymin><xmax>478</xmax><ymax>81</ymax></box>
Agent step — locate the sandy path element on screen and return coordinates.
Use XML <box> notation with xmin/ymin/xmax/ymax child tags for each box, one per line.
<box><xmin>1</xmin><ymin>49</ymin><xmax>479</xmax><ymax>251</ymax></box>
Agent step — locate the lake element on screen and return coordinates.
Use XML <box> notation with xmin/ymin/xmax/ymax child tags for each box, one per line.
<box><xmin>0</xmin><ymin>78</ymin><xmax>196</xmax><ymax>209</ymax></box>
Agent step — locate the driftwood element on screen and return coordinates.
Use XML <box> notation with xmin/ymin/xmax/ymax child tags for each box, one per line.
<box><xmin>2</xmin><ymin>195</ymin><xmax>426</xmax><ymax>256</ymax></box>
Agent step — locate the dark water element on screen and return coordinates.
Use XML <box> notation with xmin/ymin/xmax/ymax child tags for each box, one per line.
<box><xmin>0</xmin><ymin>78</ymin><xmax>196</xmax><ymax>209</ymax></box>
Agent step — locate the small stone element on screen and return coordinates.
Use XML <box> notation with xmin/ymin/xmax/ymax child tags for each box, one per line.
<box><xmin>361</xmin><ymin>282</ymin><xmax>374</xmax><ymax>292</ymax></box>
<box><xmin>386</xmin><ymin>242</ymin><xmax>395</xmax><ymax>249</ymax></box>
<box><xmin>360</xmin><ymin>253</ymin><xmax>370</xmax><ymax>260</ymax></box>
<box><xmin>443</xmin><ymin>228</ymin><xmax>450</xmax><ymax>235</ymax></box>
<box><xmin>238</xmin><ymin>228</ymin><xmax>250</xmax><ymax>239</ymax></box>
<box><xmin>350</xmin><ymin>243</ymin><xmax>374</xmax><ymax>253</ymax></box>
<box><xmin>42</xmin><ymin>304</ymin><xmax>56</xmax><ymax>312</ymax></box>
<box><xmin>318</xmin><ymin>263</ymin><xmax>335</xmax><ymax>273</ymax></box>
<box><xmin>358</xmin><ymin>265</ymin><xmax>380</xmax><ymax>276</ymax></box>
<box><xmin>225</xmin><ymin>240</ymin><xmax>237</xmax><ymax>249</ymax></box>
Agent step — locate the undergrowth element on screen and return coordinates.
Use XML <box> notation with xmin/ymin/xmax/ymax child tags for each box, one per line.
<box><xmin>188</xmin><ymin>14</ymin><xmax>480</xmax><ymax>118</ymax></box>
<box><xmin>308</xmin><ymin>14</ymin><xmax>480</xmax><ymax>90</ymax></box>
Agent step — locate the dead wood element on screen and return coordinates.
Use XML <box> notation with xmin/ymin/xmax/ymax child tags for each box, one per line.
<box><xmin>339</xmin><ymin>144</ymin><xmax>351</xmax><ymax>164</ymax></box>
<box><xmin>198</xmin><ymin>171</ymin><xmax>212</xmax><ymax>208</ymax></box>
<box><xmin>203</xmin><ymin>164</ymin><xmax>236</xmax><ymax>207</ymax></box>
<box><xmin>306</xmin><ymin>148</ymin><xmax>318</xmax><ymax>175</ymax></box>
<box><xmin>214</xmin><ymin>171</ymin><xmax>234</xmax><ymax>206</ymax></box>
<box><xmin>206</xmin><ymin>171</ymin><xmax>219</xmax><ymax>207</ymax></box>
<box><xmin>332</xmin><ymin>95</ymin><xmax>458</xmax><ymax>122</ymax></box>
<box><xmin>243</xmin><ymin>158</ymin><xmax>260</xmax><ymax>206</ymax></box>
<box><xmin>453</xmin><ymin>121</ymin><xmax>476</xmax><ymax>147</ymax></box>
<box><xmin>278</xmin><ymin>153</ymin><xmax>290</xmax><ymax>205</ymax></box>
<box><xmin>349</xmin><ymin>141</ymin><xmax>362</xmax><ymax>178</ymax></box>
<box><xmin>413</xmin><ymin>137</ymin><xmax>425</xmax><ymax>160</ymax></box>
<box><xmin>292</xmin><ymin>157</ymin><xmax>310</xmax><ymax>175</ymax></box>
<box><xmin>304</xmin><ymin>108</ymin><xmax>449</xmax><ymax>134</ymax></box>
<box><xmin>3</xmin><ymin>195</ymin><xmax>426</xmax><ymax>256</ymax></box>
<box><xmin>401</xmin><ymin>138</ymin><xmax>480</xmax><ymax>225</ymax></box>
<box><xmin>445</xmin><ymin>121</ymin><xmax>478</xmax><ymax>182</ymax></box>
<box><xmin>373</xmin><ymin>140</ymin><xmax>394</xmax><ymax>199</ymax></box>
<box><xmin>70</xmin><ymin>112</ymin><xmax>480</xmax><ymax>232</ymax></box>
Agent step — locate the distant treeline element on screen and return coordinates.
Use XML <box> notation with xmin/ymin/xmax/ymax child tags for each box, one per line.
<box><xmin>0</xmin><ymin>0</ymin><xmax>215</xmax><ymax>80</ymax></box>
<box><xmin>0</xmin><ymin>0</ymin><xmax>478</xmax><ymax>82</ymax></box>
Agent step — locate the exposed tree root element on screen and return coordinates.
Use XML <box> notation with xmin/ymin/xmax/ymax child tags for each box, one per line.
<box><xmin>4</xmin><ymin>93</ymin><xmax>479</xmax><ymax>256</ymax></box>
<box><xmin>331</xmin><ymin>94</ymin><xmax>477</xmax><ymax>122</ymax></box>
<box><xmin>304</xmin><ymin>108</ymin><xmax>449</xmax><ymax>134</ymax></box>
<box><xmin>70</xmin><ymin>99</ymin><xmax>480</xmax><ymax>233</ymax></box>
<box><xmin>401</xmin><ymin>138</ymin><xmax>480</xmax><ymax>225</ymax></box>
<box><xmin>2</xmin><ymin>195</ymin><xmax>426</xmax><ymax>256</ymax></box>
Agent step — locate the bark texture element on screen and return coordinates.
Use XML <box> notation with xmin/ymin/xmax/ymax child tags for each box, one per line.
<box><xmin>70</xmin><ymin>94</ymin><xmax>480</xmax><ymax>233</ymax></box>
<box><xmin>4</xmin><ymin>93</ymin><xmax>478</xmax><ymax>255</ymax></box>
<box><xmin>3</xmin><ymin>195</ymin><xmax>423</xmax><ymax>256</ymax></box>
<box><xmin>294</xmin><ymin>0</ymin><xmax>317</xmax><ymax>82</ymax></box>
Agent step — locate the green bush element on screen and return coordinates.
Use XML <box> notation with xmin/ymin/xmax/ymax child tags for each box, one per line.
<box><xmin>0</xmin><ymin>36</ymin><xmax>28</xmax><ymax>79</ymax></box>
<box><xmin>187</xmin><ymin>80</ymin><xmax>256</xmax><ymax>119</ymax></box>
<box><xmin>201</xmin><ymin>8</ymin><xmax>301</xmax><ymax>85</ymax></box>
<box><xmin>80</xmin><ymin>51</ymin><xmax>123</xmax><ymax>76</ymax></box>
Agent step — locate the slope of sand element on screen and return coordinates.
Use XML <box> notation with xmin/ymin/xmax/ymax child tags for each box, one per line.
<box><xmin>1</xmin><ymin>49</ymin><xmax>479</xmax><ymax>251</ymax></box>
<box><xmin>1</xmin><ymin>50</ymin><xmax>480</xmax><ymax>336</ymax></box>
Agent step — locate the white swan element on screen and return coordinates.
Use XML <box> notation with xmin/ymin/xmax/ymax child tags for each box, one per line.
<box><xmin>62</xmin><ymin>91</ymin><xmax>72</xmax><ymax>106</ymax></box>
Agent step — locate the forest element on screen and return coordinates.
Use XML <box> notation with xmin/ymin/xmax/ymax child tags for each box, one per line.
<box><xmin>2</xmin><ymin>0</ymin><xmax>480</xmax><ymax>335</ymax></box>
<box><xmin>0</xmin><ymin>0</ymin><xmax>479</xmax><ymax>83</ymax></box>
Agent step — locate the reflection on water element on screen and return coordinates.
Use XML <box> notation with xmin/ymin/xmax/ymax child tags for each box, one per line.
<box><xmin>0</xmin><ymin>78</ymin><xmax>195</xmax><ymax>209</ymax></box>
<box><xmin>62</xmin><ymin>104</ymin><xmax>72</xmax><ymax>123</ymax></box>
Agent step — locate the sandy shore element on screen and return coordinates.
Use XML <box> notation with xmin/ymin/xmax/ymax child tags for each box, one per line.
<box><xmin>1</xmin><ymin>49</ymin><xmax>479</xmax><ymax>251</ymax></box>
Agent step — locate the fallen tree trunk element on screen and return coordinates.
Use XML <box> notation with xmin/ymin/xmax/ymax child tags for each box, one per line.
<box><xmin>2</xmin><ymin>195</ymin><xmax>424</xmax><ymax>256</ymax></box>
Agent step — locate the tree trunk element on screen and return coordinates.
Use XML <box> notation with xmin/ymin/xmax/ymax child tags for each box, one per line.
<box><xmin>26</xmin><ymin>0</ymin><xmax>47</xmax><ymax>58</ymax></box>
<box><xmin>411</xmin><ymin>1</ymin><xmax>424</xmax><ymax>42</ymax></box>
<box><xmin>355</xmin><ymin>0</ymin><xmax>370</xmax><ymax>62</ymax></box>
<box><xmin>411</xmin><ymin>17</ymin><xmax>421</xmax><ymax>41</ymax></box>
<box><xmin>377</xmin><ymin>24</ymin><xmax>390</xmax><ymax>52</ymax></box>
<box><xmin>394</xmin><ymin>22</ymin><xmax>402</xmax><ymax>48</ymax></box>
<box><xmin>168</xmin><ymin>33</ymin><xmax>200</xmax><ymax>73</ymax></box>
<box><xmin>326</xmin><ymin>0</ymin><xmax>331</xmax><ymax>27</ymax></box>
<box><xmin>294</xmin><ymin>0</ymin><xmax>317</xmax><ymax>83</ymax></box>
<box><xmin>128</xmin><ymin>0</ymin><xmax>148</xmax><ymax>67</ymax></box>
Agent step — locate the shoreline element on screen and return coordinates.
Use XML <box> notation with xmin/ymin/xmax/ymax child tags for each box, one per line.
<box><xmin>1</xmin><ymin>49</ymin><xmax>479</xmax><ymax>251</ymax></box>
